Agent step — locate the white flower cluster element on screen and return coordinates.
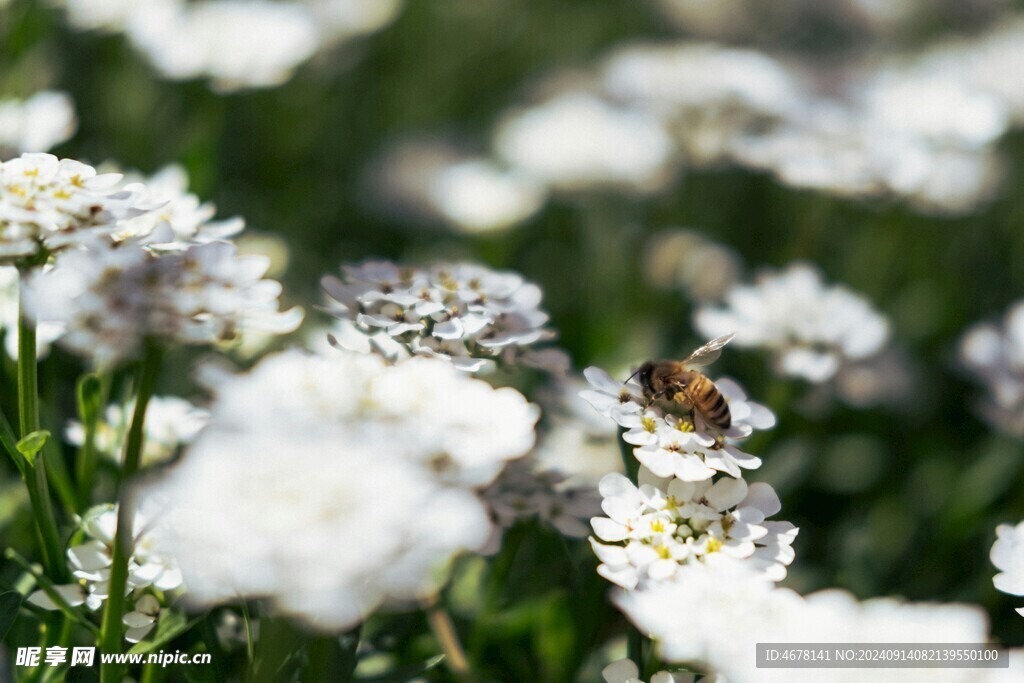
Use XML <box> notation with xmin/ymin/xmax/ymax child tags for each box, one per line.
<box><xmin>959</xmin><ymin>301</ymin><xmax>1024</xmax><ymax>436</ymax></box>
<box><xmin>322</xmin><ymin>260</ymin><xmax>565</xmax><ymax>373</ymax></box>
<box><xmin>114</xmin><ymin>164</ymin><xmax>244</xmax><ymax>248</ymax></box>
<box><xmin>134</xmin><ymin>349</ymin><xmax>539</xmax><ymax>629</ymax></box>
<box><xmin>28</xmin><ymin>504</ymin><xmax>183</xmax><ymax>642</ymax></box>
<box><xmin>602</xmin><ymin>658</ymin><xmax>706</xmax><ymax>683</ymax></box>
<box><xmin>0</xmin><ymin>91</ymin><xmax>77</xmax><ymax>158</ymax></box>
<box><xmin>695</xmin><ymin>263</ymin><xmax>890</xmax><ymax>384</ymax></box>
<box><xmin>53</xmin><ymin>0</ymin><xmax>403</xmax><ymax>92</ymax></box>
<box><xmin>24</xmin><ymin>237</ymin><xmax>302</xmax><ymax>368</ymax></box>
<box><xmin>616</xmin><ymin>563</ymin><xmax>1022</xmax><ymax>682</ymax></box>
<box><xmin>590</xmin><ymin>471</ymin><xmax>796</xmax><ymax>589</ymax></box>
<box><xmin>991</xmin><ymin>521</ymin><xmax>1024</xmax><ymax>618</ymax></box>
<box><xmin>481</xmin><ymin>457</ymin><xmax>600</xmax><ymax>552</ymax></box>
<box><xmin>65</xmin><ymin>395</ymin><xmax>209</xmax><ymax>468</ymax></box>
<box><xmin>0</xmin><ymin>153</ymin><xmax>149</xmax><ymax>263</ymax></box>
<box><xmin>363</xmin><ymin>138</ymin><xmax>546</xmax><ymax>235</ymax></box>
<box><xmin>581</xmin><ymin>363</ymin><xmax>796</xmax><ymax>589</ymax></box>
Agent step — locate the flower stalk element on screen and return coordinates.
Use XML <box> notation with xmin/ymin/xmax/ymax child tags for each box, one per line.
<box><xmin>17</xmin><ymin>295</ymin><xmax>66</xmax><ymax>584</ymax></box>
<box><xmin>98</xmin><ymin>341</ymin><xmax>164</xmax><ymax>683</ymax></box>
<box><xmin>425</xmin><ymin>596</ymin><xmax>473</xmax><ymax>682</ymax></box>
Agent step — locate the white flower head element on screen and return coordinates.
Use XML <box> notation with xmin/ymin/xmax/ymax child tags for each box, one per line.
<box><xmin>494</xmin><ymin>92</ymin><xmax>678</xmax><ymax>194</ymax></box>
<box><xmin>991</xmin><ymin>521</ymin><xmax>1024</xmax><ymax>617</ymax></box>
<box><xmin>695</xmin><ymin>262</ymin><xmax>890</xmax><ymax>383</ymax></box>
<box><xmin>581</xmin><ymin>366</ymin><xmax>774</xmax><ymax>482</ymax></box>
<box><xmin>590</xmin><ymin>471</ymin><xmax>796</xmax><ymax>589</ymax></box>
<box><xmin>127</xmin><ymin>0</ymin><xmax>319</xmax><ymax>92</ymax></box>
<box><xmin>602</xmin><ymin>658</ymin><xmax>696</xmax><ymax>683</ymax></box>
<box><xmin>322</xmin><ymin>259</ymin><xmax>564</xmax><ymax>374</ymax></box>
<box><xmin>615</xmin><ymin>562</ymin><xmax>995</xmax><ymax>682</ymax></box>
<box><xmin>0</xmin><ymin>153</ymin><xmax>151</xmax><ymax>264</ymax></box>
<box><xmin>27</xmin><ymin>503</ymin><xmax>183</xmax><ymax>639</ymax></box>
<box><xmin>481</xmin><ymin>457</ymin><xmax>600</xmax><ymax>552</ymax></box>
<box><xmin>0</xmin><ymin>92</ymin><xmax>77</xmax><ymax>157</ymax></box>
<box><xmin>134</xmin><ymin>348</ymin><xmax>537</xmax><ymax>629</ymax></box>
<box><xmin>65</xmin><ymin>395</ymin><xmax>209</xmax><ymax>468</ymax></box>
<box><xmin>24</xmin><ymin>236</ymin><xmax>303</xmax><ymax>368</ymax></box>
<box><xmin>960</xmin><ymin>301</ymin><xmax>1024</xmax><ymax>437</ymax></box>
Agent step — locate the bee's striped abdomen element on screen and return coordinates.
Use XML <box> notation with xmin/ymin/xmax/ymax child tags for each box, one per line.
<box><xmin>687</xmin><ymin>374</ymin><xmax>731</xmax><ymax>430</ymax></box>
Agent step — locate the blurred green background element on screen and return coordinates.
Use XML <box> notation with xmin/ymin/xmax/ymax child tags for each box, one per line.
<box><xmin>2</xmin><ymin>0</ymin><xmax>1024</xmax><ymax>679</ymax></box>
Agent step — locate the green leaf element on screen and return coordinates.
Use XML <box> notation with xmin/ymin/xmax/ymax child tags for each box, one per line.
<box><xmin>0</xmin><ymin>591</ymin><xmax>22</xmax><ymax>642</ymax></box>
<box><xmin>76</xmin><ymin>374</ymin><xmax>103</xmax><ymax>426</ymax></box>
<box><xmin>356</xmin><ymin>655</ymin><xmax>446</xmax><ymax>682</ymax></box>
<box><xmin>16</xmin><ymin>430</ymin><xmax>50</xmax><ymax>466</ymax></box>
<box><xmin>127</xmin><ymin>611</ymin><xmax>200</xmax><ymax>655</ymax></box>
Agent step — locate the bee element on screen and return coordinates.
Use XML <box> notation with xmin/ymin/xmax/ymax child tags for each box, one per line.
<box><xmin>630</xmin><ymin>333</ymin><xmax>735</xmax><ymax>430</ymax></box>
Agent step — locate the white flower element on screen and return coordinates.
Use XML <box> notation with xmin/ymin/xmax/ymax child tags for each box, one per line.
<box><xmin>133</xmin><ymin>349</ymin><xmax>534</xmax><ymax>629</ymax></box>
<box><xmin>0</xmin><ymin>153</ymin><xmax>148</xmax><ymax>263</ymax></box>
<box><xmin>24</xmin><ymin>237</ymin><xmax>302</xmax><ymax>368</ymax></box>
<box><xmin>582</xmin><ymin>367</ymin><xmax>773</xmax><ymax>482</ymax></box>
<box><xmin>991</xmin><ymin>521</ymin><xmax>1024</xmax><ymax>617</ymax></box>
<box><xmin>123</xmin><ymin>594</ymin><xmax>163</xmax><ymax>643</ymax></box>
<box><xmin>590</xmin><ymin>471</ymin><xmax>796</xmax><ymax>589</ymax></box>
<box><xmin>960</xmin><ymin>301</ymin><xmax>1024</xmax><ymax>436</ymax></box>
<box><xmin>127</xmin><ymin>0</ymin><xmax>319</xmax><ymax>92</ymax></box>
<box><xmin>643</xmin><ymin>229</ymin><xmax>743</xmax><ymax>303</ymax></box>
<box><xmin>28</xmin><ymin>503</ymin><xmax>183</xmax><ymax>621</ymax></box>
<box><xmin>114</xmin><ymin>164</ymin><xmax>244</xmax><ymax>247</ymax></box>
<box><xmin>0</xmin><ymin>92</ymin><xmax>77</xmax><ymax>157</ymax></box>
<box><xmin>481</xmin><ymin>457</ymin><xmax>600</xmax><ymax>552</ymax></box>
<box><xmin>322</xmin><ymin>259</ymin><xmax>561</xmax><ymax>374</ymax></box>
<box><xmin>196</xmin><ymin>349</ymin><xmax>538</xmax><ymax>488</ymax></box>
<box><xmin>65</xmin><ymin>395</ymin><xmax>209</xmax><ymax>468</ymax></box>
<box><xmin>494</xmin><ymin>92</ymin><xmax>677</xmax><ymax>193</ymax></box>
<box><xmin>615</xmin><ymin>563</ymin><xmax>1000</xmax><ymax>683</ymax></box>
<box><xmin>695</xmin><ymin>262</ymin><xmax>890</xmax><ymax>383</ymax></box>
<box><xmin>299</xmin><ymin>0</ymin><xmax>404</xmax><ymax>46</ymax></box>
<box><xmin>602</xmin><ymin>658</ymin><xmax>696</xmax><ymax>683</ymax></box>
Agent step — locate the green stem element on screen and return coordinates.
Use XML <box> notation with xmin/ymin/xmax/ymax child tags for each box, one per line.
<box><xmin>98</xmin><ymin>342</ymin><xmax>163</xmax><ymax>683</ymax></box>
<box><xmin>75</xmin><ymin>373</ymin><xmax>110</xmax><ymax>511</ymax></box>
<box><xmin>17</xmin><ymin>304</ymin><xmax>66</xmax><ymax>584</ymax></box>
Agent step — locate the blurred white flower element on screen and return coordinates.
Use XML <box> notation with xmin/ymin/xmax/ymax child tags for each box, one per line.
<box><xmin>0</xmin><ymin>153</ymin><xmax>149</xmax><ymax>263</ymax></box>
<box><xmin>494</xmin><ymin>92</ymin><xmax>677</xmax><ymax>193</ymax></box>
<box><xmin>65</xmin><ymin>395</ymin><xmax>209</xmax><ymax>468</ymax></box>
<box><xmin>603</xmin><ymin>43</ymin><xmax>802</xmax><ymax>119</ymax></box>
<box><xmin>481</xmin><ymin>457</ymin><xmax>600</xmax><ymax>553</ymax></box>
<box><xmin>0</xmin><ymin>92</ymin><xmax>77</xmax><ymax>157</ymax></box>
<box><xmin>991</xmin><ymin>521</ymin><xmax>1024</xmax><ymax>617</ymax></box>
<box><xmin>365</xmin><ymin>139</ymin><xmax>546</xmax><ymax>233</ymax></box>
<box><xmin>136</xmin><ymin>348</ymin><xmax>536</xmax><ymax>629</ymax></box>
<box><xmin>28</xmin><ymin>503</ymin><xmax>183</xmax><ymax>628</ymax></box>
<box><xmin>960</xmin><ymin>301</ymin><xmax>1024</xmax><ymax>436</ymax></box>
<box><xmin>695</xmin><ymin>262</ymin><xmax>890</xmax><ymax>383</ymax></box>
<box><xmin>196</xmin><ymin>349</ymin><xmax>538</xmax><ymax>488</ymax></box>
<box><xmin>115</xmin><ymin>164</ymin><xmax>244</xmax><ymax>247</ymax></box>
<box><xmin>602</xmin><ymin>658</ymin><xmax>696</xmax><ymax>683</ymax></box>
<box><xmin>590</xmin><ymin>470</ymin><xmax>796</xmax><ymax>589</ymax></box>
<box><xmin>0</xmin><ymin>265</ymin><xmax>64</xmax><ymax>359</ymax></box>
<box><xmin>322</xmin><ymin>259</ymin><xmax>564</xmax><ymax>374</ymax></box>
<box><xmin>127</xmin><ymin>0</ymin><xmax>319</xmax><ymax>92</ymax></box>
<box><xmin>534</xmin><ymin>377</ymin><xmax>621</xmax><ymax>488</ymax></box>
<box><xmin>24</xmin><ymin>237</ymin><xmax>302</xmax><ymax>368</ymax></box>
<box><xmin>643</xmin><ymin>229</ymin><xmax>743</xmax><ymax>303</ymax></box>
<box><xmin>616</xmin><ymin>562</ymin><xmax>1002</xmax><ymax>682</ymax></box>
<box><xmin>52</xmin><ymin>0</ymin><xmax>174</xmax><ymax>33</ymax></box>
<box><xmin>299</xmin><ymin>0</ymin><xmax>403</xmax><ymax>46</ymax></box>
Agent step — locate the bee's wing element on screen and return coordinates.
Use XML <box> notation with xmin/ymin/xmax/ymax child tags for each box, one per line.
<box><xmin>682</xmin><ymin>333</ymin><xmax>735</xmax><ymax>367</ymax></box>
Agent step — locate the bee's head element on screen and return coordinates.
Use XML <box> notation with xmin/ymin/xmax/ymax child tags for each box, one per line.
<box><xmin>629</xmin><ymin>361</ymin><xmax>655</xmax><ymax>392</ymax></box>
